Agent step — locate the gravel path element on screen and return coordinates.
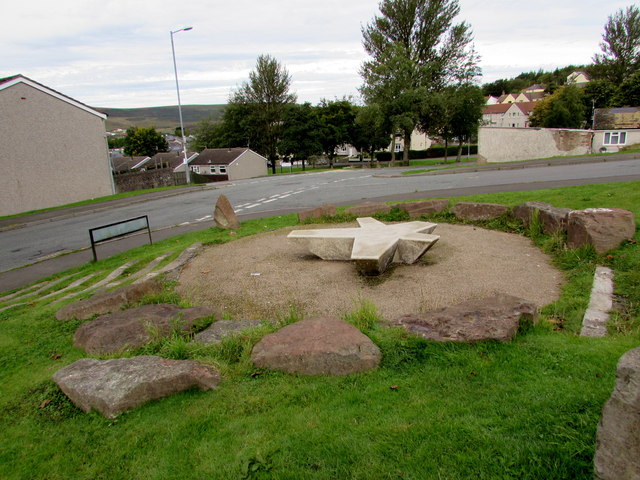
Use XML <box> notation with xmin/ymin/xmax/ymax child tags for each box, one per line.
<box><xmin>177</xmin><ymin>223</ymin><xmax>563</xmax><ymax>322</ymax></box>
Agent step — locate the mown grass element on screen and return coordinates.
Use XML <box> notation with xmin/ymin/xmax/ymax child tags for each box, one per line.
<box><xmin>1</xmin><ymin>182</ymin><xmax>639</xmax><ymax>479</ymax></box>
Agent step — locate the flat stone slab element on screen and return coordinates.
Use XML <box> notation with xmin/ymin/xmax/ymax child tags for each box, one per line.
<box><xmin>73</xmin><ymin>303</ymin><xmax>217</xmax><ymax>354</ymax></box>
<box><xmin>594</xmin><ymin>347</ymin><xmax>640</xmax><ymax>480</ymax></box>
<box><xmin>287</xmin><ymin>217</ymin><xmax>439</xmax><ymax>275</ymax></box>
<box><xmin>580</xmin><ymin>266</ymin><xmax>614</xmax><ymax>338</ymax></box>
<box><xmin>53</xmin><ymin>356</ymin><xmax>221</xmax><ymax>418</ymax></box>
<box><xmin>393</xmin><ymin>294</ymin><xmax>538</xmax><ymax>342</ymax></box>
<box><xmin>193</xmin><ymin>319</ymin><xmax>263</xmax><ymax>344</ymax></box>
<box><xmin>251</xmin><ymin>316</ymin><xmax>381</xmax><ymax>376</ymax></box>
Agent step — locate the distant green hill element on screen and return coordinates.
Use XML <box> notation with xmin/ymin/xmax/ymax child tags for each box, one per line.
<box><xmin>97</xmin><ymin>104</ymin><xmax>226</xmax><ymax>133</ymax></box>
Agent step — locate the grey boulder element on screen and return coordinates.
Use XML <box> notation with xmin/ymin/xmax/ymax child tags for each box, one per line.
<box><xmin>73</xmin><ymin>303</ymin><xmax>217</xmax><ymax>354</ymax></box>
<box><xmin>53</xmin><ymin>355</ymin><xmax>220</xmax><ymax>418</ymax></box>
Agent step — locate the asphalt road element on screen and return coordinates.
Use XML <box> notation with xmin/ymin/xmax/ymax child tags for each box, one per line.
<box><xmin>1</xmin><ymin>154</ymin><xmax>639</xmax><ymax>291</ymax></box>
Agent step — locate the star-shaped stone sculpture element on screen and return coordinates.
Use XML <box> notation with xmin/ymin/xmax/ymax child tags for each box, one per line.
<box><xmin>287</xmin><ymin>217</ymin><xmax>440</xmax><ymax>275</ymax></box>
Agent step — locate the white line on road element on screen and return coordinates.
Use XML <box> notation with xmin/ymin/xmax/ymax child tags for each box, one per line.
<box><xmin>195</xmin><ymin>215</ymin><xmax>212</xmax><ymax>222</ymax></box>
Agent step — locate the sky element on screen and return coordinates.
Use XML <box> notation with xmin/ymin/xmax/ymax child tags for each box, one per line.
<box><xmin>0</xmin><ymin>0</ymin><xmax>630</xmax><ymax>109</ymax></box>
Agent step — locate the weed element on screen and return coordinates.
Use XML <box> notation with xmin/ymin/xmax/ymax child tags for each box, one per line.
<box><xmin>342</xmin><ymin>298</ymin><xmax>383</xmax><ymax>332</ymax></box>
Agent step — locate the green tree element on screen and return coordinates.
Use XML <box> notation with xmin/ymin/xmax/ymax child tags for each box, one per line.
<box><xmin>594</xmin><ymin>5</ymin><xmax>640</xmax><ymax>85</ymax></box>
<box><xmin>447</xmin><ymin>83</ymin><xmax>485</xmax><ymax>160</ymax></box>
<box><xmin>360</xmin><ymin>0</ymin><xmax>480</xmax><ymax>165</ymax></box>
<box><xmin>612</xmin><ymin>71</ymin><xmax>640</xmax><ymax>106</ymax></box>
<box><xmin>123</xmin><ymin>126</ymin><xmax>169</xmax><ymax>157</ymax></box>
<box><xmin>351</xmin><ymin>104</ymin><xmax>391</xmax><ymax>161</ymax></box>
<box><xmin>107</xmin><ymin>137</ymin><xmax>126</xmax><ymax>149</ymax></box>
<box><xmin>278</xmin><ymin>103</ymin><xmax>323</xmax><ymax>169</ymax></box>
<box><xmin>317</xmin><ymin>98</ymin><xmax>357</xmax><ymax>167</ymax></box>
<box><xmin>191</xmin><ymin>118</ymin><xmax>226</xmax><ymax>151</ymax></box>
<box><xmin>232</xmin><ymin>54</ymin><xmax>297</xmax><ymax>173</ymax></box>
<box><xmin>529</xmin><ymin>85</ymin><xmax>586</xmax><ymax>129</ymax></box>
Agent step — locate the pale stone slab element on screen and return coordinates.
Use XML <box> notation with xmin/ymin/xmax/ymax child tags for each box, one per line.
<box><xmin>288</xmin><ymin>217</ymin><xmax>439</xmax><ymax>274</ymax></box>
<box><xmin>580</xmin><ymin>266</ymin><xmax>614</xmax><ymax>338</ymax></box>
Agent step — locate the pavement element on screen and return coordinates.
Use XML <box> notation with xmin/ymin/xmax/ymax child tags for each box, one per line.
<box><xmin>1</xmin><ymin>152</ymin><xmax>638</xmax><ymax>293</ymax></box>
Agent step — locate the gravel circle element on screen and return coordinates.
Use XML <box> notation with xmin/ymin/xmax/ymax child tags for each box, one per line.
<box><xmin>176</xmin><ymin>223</ymin><xmax>563</xmax><ymax>322</ymax></box>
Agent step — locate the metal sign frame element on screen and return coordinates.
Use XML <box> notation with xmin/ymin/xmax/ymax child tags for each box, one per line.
<box><xmin>89</xmin><ymin>215</ymin><xmax>152</xmax><ymax>262</ymax></box>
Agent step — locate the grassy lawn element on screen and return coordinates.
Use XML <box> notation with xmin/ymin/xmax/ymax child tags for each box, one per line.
<box><xmin>1</xmin><ymin>182</ymin><xmax>639</xmax><ymax>479</ymax></box>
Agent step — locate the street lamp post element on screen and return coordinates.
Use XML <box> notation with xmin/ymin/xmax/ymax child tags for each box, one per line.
<box><xmin>170</xmin><ymin>26</ymin><xmax>193</xmax><ymax>184</ymax></box>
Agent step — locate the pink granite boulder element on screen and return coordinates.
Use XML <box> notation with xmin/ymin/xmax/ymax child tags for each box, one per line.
<box><xmin>251</xmin><ymin>316</ymin><xmax>381</xmax><ymax>375</ymax></box>
<box><xmin>567</xmin><ymin>208</ymin><xmax>636</xmax><ymax>253</ymax></box>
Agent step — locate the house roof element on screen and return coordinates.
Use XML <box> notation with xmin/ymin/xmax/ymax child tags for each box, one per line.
<box><xmin>149</xmin><ymin>151</ymin><xmax>198</xmax><ymax>169</ymax></box>
<box><xmin>0</xmin><ymin>74</ymin><xmax>107</xmax><ymax>119</ymax></box>
<box><xmin>593</xmin><ymin>107</ymin><xmax>640</xmax><ymax>130</ymax></box>
<box><xmin>191</xmin><ymin>148</ymin><xmax>252</xmax><ymax>166</ymax></box>
<box><xmin>512</xmin><ymin>102</ymin><xmax>537</xmax><ymax>115</ymax></box>
<box><xmin>111</xmin><ymin>156</ymin><xmax>150</xmax><ymax>172</ymax></box>
<box><xmin>482</xmin><ymin>104</ymin><xmax>512</xmax><ymax>114</ymax></box>
<box><xmin>523</xmin><ymin>84</ymin><xmax>545</xmax><ymax>92</ymax></box>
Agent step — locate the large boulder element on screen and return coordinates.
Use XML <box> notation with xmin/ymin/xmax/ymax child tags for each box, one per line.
<box><xmin>55</xmin><ymin>278</ymin><xmax>163</xmax><ymax>321</ymax></box>
<box><xmin>393</xmin><ymin>294</ymin><xmax>538</xmax><ymax>342</ymax></box>
<box><xmin>53</xmin><ymin>356</ymin><xmax>220</xmax><ymax>418</ymax></box>
<box><xmin>512</xmin><ymin>201</ymin><xmax>572</xmax><ymax>234</ymax></box>
<box><xmin>213</xmin><ymin>194</ymin><xmax>240</xmax><ymax>230</ymax></box>
<box><xmin>298</xmin><ymin>204</ymin><xmax>337</xmax><ymax>223</ymax></box>
<box><xmin>193</xmin><ymin>319</ymin><xmax>263</xmax><ymax>344</ymax></box>
<box><xmin>251</xmin><ymin>316</ymin><xmax>381</xmax><ymax>376</ymax></box>
<box><xmin>451</xmin><ymin>202</ymin><xmax>510</xmax><ymax>221</ymax></box>
<box><xmin>567</xmin><ymin>208</ymin><xmax>636</xmax><ymax>254</ymax></box>
<box><xmin>345</xmin><ymin>202</ymin><xmax>391</xmax><ymax>217</ymax></box>
<box><xmin>396</xmin><ymin>200</ymin><xmax>449</xmax><ymax>218</ymax></box>
<box><xmin>73</xmin><ymin>303</ymin><xmax>217</xmax><ymax>354</ymax></box>
<box><xmin>594</xmin><ymin>347</ymin><xmax>640</xmax><ymax>480</ymax></box>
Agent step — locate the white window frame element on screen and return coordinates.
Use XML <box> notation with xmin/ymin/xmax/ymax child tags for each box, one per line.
<box><xmin>604</xmin><ymin>131</ymin><xmax>627</xmax><ymax>146</ymax></box>
<box><xmin>219</xmin><ymin>166</ymin><xmax>227</xmax><ymax>174</ymax></box>
<box><xmin>210</xmin><ymin>166</ymin><xmax>216</xmax><ymax>174</ymax></box>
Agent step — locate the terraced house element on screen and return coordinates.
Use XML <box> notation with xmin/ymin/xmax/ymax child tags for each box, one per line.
<box><xmin>0</xmin><ymin>75</ymin><xmax>114</xmax><ymax>216</ymax></box>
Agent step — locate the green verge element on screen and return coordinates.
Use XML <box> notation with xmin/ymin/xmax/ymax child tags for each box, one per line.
<box><xmin>1</xmin><ymin>182</ymin><xmax>639</xmax><ymax>480</ymax></box>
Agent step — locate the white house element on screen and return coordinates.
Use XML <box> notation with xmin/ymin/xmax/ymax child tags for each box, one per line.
<box><xmin>592</xmin><ymin>107</ymin><xmax>640</xmax><ymax>153</ymax></box>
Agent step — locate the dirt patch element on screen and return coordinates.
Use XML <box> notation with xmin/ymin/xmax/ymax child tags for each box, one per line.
<box><xmin>176</xmin><ymin>223</ymin><xmax>564</xmax><ymax>322</ymax></box>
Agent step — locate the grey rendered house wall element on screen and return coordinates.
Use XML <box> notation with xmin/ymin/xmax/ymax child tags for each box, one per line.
<box><xmin>228</xmin><ymin>150</ymin><xmax>268</xmax><ymax>180</ymax></box>
<box><xmin>0</xmin><ymin>82</ymin><xmax>113</xmax><ymax>216</ymax></box>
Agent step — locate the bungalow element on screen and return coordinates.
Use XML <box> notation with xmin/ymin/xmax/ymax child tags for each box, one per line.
<box><xmin>189</xmin><ymin>148</ymin><xmax>268</xmax><ymax>181</ymax></box>
<box><xmin>592</xmin><ymin>107</ymin><xmax>640</xmax><ymax>153</ymax></box>
<box><xmin>567</xmin><ymin>71</ymin><xmax>591</xmax><ymax>87</ymax></box>
<box><xmin>0</xmin><ymin>74</ymin><xmax>114</xmax><ymax>216</ymax></box>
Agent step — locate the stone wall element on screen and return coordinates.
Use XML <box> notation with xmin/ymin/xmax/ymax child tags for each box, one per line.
<box><xmin>114</xmin><ymin>169</ymin><xmax>186</xmax><ymax>193</ymax></box>
<box><xmin>478</xmin><ymin>127</ymin><xmax>594</xmax><ymax>163</ymax></box>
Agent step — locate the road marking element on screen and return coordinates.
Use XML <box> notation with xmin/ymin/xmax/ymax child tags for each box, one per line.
<box><xmin>195</xmin><ymin>215</ymin><xmax>212</xmax><ymax>222</ymax></box>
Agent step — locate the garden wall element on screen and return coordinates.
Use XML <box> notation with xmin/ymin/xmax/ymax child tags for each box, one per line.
<box><xmin>478</xmin><ymin>127</ymin><xmax>593</xmax><ymax>163</ymax></box>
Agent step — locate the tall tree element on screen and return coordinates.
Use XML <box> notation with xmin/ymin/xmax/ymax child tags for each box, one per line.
<box><xmin>594</xmin><ymin>5</ymin><xmax>640</xmax><ymax>85</ymax></box>
<box><xmin>232</xmin><ymin>55</ymin><xmax>297</xmax><ymax>173</ymax></box>
<box><xmin>446</xmin><ymin>83</ymin><xmax>485</xmax><ymax>161</ymax></box>
<box><xmin>278</xmin><ymin>103</ymin><xmax>323</xmax><ymax>170</ymax></box>
<box><xmin>360</xmin><ymin>0</ymin><xmax>480</xmax><ymax>164</ymax></box>
<box><xmin>123</xmin><ymin>126</ymin><xmax>168</xmax><ymax>157</ymax></box>
<box><xmin>351</xmin><ymin>104</ymin><xmax>391</xmax><ymax>161</ymax></box>
<box><xmin>317</xmin><ymin>98</ymin><xmax>357</xmax><ymax>167</ymax></box>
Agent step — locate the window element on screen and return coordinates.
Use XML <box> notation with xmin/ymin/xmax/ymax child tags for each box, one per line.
<box><xmin>219</xmin><ymin>166</ymin><xmax>227</xmax><ymax>174</ymax></box>
<box><xmin>604</xmin><ymin>131</ymin><xmax>627</xmax><ymax>146</ymax></box>
<box><xmin>394</xmin><ymin>143</ymin><xmax>402</xmax><ymax>152</ymax></box>
<box><xmin>210</xmin><ymin>166</ymin><xmax>216</xmax><ymax>174</ymax></box>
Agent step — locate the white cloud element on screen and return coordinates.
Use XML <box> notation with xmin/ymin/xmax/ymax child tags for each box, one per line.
<box><xmin>1</xmin><ymin>0</ymin><xmax>628</xmax><ymax>107</ymax></box>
